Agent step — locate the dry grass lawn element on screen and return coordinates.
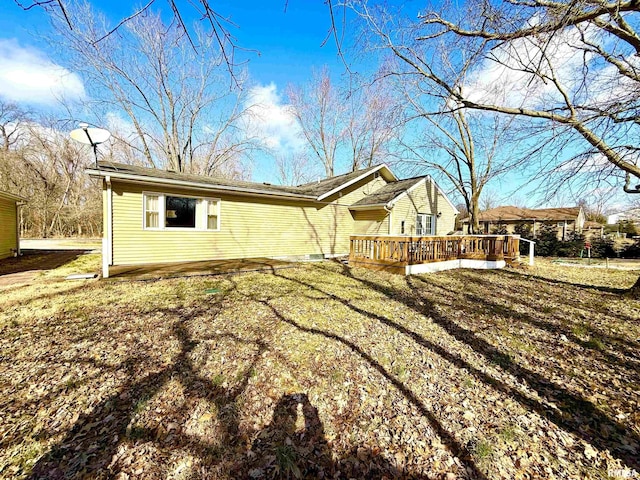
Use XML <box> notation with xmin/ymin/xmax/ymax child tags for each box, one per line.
<box><xmin>1</xmin><ymin>257</ymin><xmax>639</xmax><ymax>479</ymax></box>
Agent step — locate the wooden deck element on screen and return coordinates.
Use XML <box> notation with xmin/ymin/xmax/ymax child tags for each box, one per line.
<box><xmin>349</xmin><ymin>235</ymin><xmax>520</xmax><ymax>275</ymax></box>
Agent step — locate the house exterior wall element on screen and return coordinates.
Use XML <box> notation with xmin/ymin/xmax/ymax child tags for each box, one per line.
<box><xmin>583</xmin><ymin>227</ymin><xmax>604</xmax><ymax>240</ymax></box>
<box><xmin>0</xmin><ymin>196</ymin><xmax>18</xmax><ymax>260</ymax></box>
<box><xmin>108</xmin><ymin>173</ymin><xmax>386</xmax><ymax>266</ymax></box>
<box><xmin>352</xmin><ymin>210</ymin><xmax>389</xmax><ymax>235</ymax></box>
<box><xmin>389</xmin><ymin>180</ymin><xmax>457</xmax><ymax>235</ymax></box>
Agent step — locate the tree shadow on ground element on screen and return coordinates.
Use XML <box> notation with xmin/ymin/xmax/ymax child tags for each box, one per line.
<box><xmin>498</xmin><ymin>267</ymin><xmax>631</xmax><ymax>295</ymax></box>
<box><xmin>27</xmin><ymin>298</ymin><xmax>264</xmax><ymax>479</ymax></box>
<box><xmin>0</xmin><ymin>250</ymin><xmax>91</xmax><ymax>276</ymax></box>
<box><xmin>24</xmin><ymin>277</ymin><xmax>424</xmax><ymax>479</ymax></box>
<box><xmin>412</xmin><ymin>272</ymin><xmax>640</xmax><ymax>373</ymax></box>
<box><xmin>315</xmin><ymin>262</ymin><xmax>640</xmax><ymax>471</ymax></box>
<box><xmin>233</xmin><ymin>273</ymin><xmax>488</xmax><ymax>479</ymax></box>
<box><xmin>21</xmin><ymin>262</ymin><xmax>639</xmax><ymax>478</ymax></box>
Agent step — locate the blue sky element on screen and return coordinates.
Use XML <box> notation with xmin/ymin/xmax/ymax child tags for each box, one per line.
<box><xmin>0</xmin><ymin>1</ymin><xmax>633</xmax><ymax>211</ymax></box>
<box><xmin>0</xmin><ymin>1</ymin><xmax>363</xmax><ymax>182</ymax></box>
<box><xmin>1</xmin><ymin>1</ymin><xmax>353</xmax><ymax>98</ymax></box>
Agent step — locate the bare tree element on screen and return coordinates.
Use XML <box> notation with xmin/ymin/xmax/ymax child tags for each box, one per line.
<box><xmin>352</xmin><ymin>0</ymin><xmax>640</xmax><ymax>193</ymax></box>
<box><xmin>0</xmin><ymin>101</ymin><xmax>31</xmax><ymax>153</ymax></box>
<box><xmin>401</xmin><ymin>103</ymin><xmax>518</xmax><ymax>233</ymax></box>
<box><xmin>287</xmin><ymin>67</ymin><xmax>346</xmax><ymax>178</ymax></box>
<box><xmin>275</xmin><ymin>151</ymin><xmax>314</xmax><ymax>186</ymax></box>
<box><xmin>344</xmin><ymin>76</ymin><xmax>405</xmax><ymax>171</ymax></box>
<box><xmin>0</xmin><ymin>116</ymin><xmax>101</xmax><ymax>238</ymax></box>
<box><xmin>51</xmin><ymin>3</ymin><xmax>256</xmax><ymax>174</ymax></box>
<box><xmin>287</xmin><ymin>68</ymin><xmax>406</xmax><ymax>177</ymax></box>
<box><xmin>14</xmin><ymin>0</ymin><xmax>245</xmax><ymax>84</ymax></box>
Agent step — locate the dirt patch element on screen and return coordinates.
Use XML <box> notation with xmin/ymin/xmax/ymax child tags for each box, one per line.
<box><xmin>109</xmin><ymin>258</ymin><xmax>294</xmax><ymax>280</ymax></box>
<box><xmin>0</xmin><ymin>250</ymin><xmax>92</xmax><ymax>278</ymax></box>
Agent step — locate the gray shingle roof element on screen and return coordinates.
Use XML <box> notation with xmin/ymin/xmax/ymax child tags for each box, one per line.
<box><xmin>461</xmin><ymin>206</ymin><xmax>582</xmax><ymax>222</ymax></box>
<box><xmin>351</xmin><ymin>177</ymin><xmax>424</xmax><ymax>207</ymax></box>
<box><xmin>91</xmin><ymin>162</ymin><xmax>390</xmax><ymax>200</ymax></box>
<box><xmin>94</xmin><ymin>162</ymin><xmax>308</xmax><ymax>196</ymax></box>
<box><xmin>295</xmin><ymin>165</ymin><xmax>382</xmax><ymax>196</ymax></box>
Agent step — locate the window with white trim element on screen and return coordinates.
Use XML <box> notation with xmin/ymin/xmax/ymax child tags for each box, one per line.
<box><xmin>207</xmin><ymin>199</ymin><xmax>219</xmax><ymax>230</ymax></box>
<box><xmin>416</xmin><ymin>213</ymin><xmax>435</xmax><ymax>235</ymax></box>
<box><xmin>143</xmin><ymin>192</ymin><xmax>220</xmax><ymax>231</ymax></box>
<box><xmin>145</xmin><ymin>194</ymin><xmax>160</xmax><ymax>228</ymax></box>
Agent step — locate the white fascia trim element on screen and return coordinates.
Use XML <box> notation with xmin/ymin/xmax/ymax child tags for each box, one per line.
<box><xmin>86</xmin><ymin>169</ymin><xmax>317</xmax><ymax>202</ymax></box>
<box><xmin>316</xmin><ymin>164</ymin><xmax>398</xmax><ymax>201</ymax></box>
<box><xmin>427</xmin><ymin>175</ymin><xmax>460</xmax><ymax>215</ymax></box>
<box><xmin>348</xmin><ymin>203</ymin><xmax>389</xmax><ymax>210</ymax></box>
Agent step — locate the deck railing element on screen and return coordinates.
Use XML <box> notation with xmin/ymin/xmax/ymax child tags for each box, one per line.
<box><xmin>349</xmin><ymin>235</ymin><xmax>520</xmax><ymax>274</ymax></box>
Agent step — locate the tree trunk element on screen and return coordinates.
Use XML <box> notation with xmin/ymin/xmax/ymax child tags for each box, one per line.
<box><xmin>631</xmin><ymin>275</ymin><xmax>640</xmax><ymax>297</ymax></box>
<box><xmin>470</xmin><ymin>201</ymin><xmax>480</xmax><ymax>235</ymax></box>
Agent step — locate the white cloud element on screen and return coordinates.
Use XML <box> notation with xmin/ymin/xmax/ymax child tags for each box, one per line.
<box><xmin>243</xmin><ymin>83</ymin><xmax>304</xmax><ymax>153</ymax></box>
<box><xmin>0</xmin><ymin>39</ymin><xmax>86</xmax><ymax>105</ymax></box>
<box><xmin>105</xmin><ymin>111</ymin><xmax>136</xmax><ymax>136</ymax></box>
<box><xmin>462</xmin><ymin>23</ymin><xmax>598</xmax><ymax>108</ymax></box>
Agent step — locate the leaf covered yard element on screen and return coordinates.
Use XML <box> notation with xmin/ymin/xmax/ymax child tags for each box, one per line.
<box><xmin>1</xmin><ymin>259</ymin><xmax>639</xmax><ymax>479</ymax></box>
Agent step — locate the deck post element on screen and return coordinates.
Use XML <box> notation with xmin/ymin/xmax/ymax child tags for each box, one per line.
<box><xmin>529</xmin><ymin>242</ymin><xmax>535</xmax><ymax>266</ymax></box>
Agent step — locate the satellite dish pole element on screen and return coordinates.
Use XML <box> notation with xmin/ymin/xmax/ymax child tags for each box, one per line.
<box><xmin>70</xmin><ymin>123</ymin><xmax>111</xmax><ymax>167</ymax></box>
<box><xmin>82</xmin><ymin>123</ymin><xmax>98</xmax><ymax>166</ymax></box>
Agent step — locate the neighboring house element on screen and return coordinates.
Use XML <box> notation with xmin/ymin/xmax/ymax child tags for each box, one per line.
<box><xmin>0</xmin><ymin>191</ymin><xmax>25</xmax><ymax>260</ymax></box>
<box><xmin>607</xmin><ymin>208</ymin><xmax>640</xmax><ymax>225</ymax></box>
<box><xmin>583</xmin><ymin>221</ymin><xmax>605</xmax><ymax>240</ymax></box>
<box><xmin>461</xmin><ymin>206</ymin><xmax>585</xmax><ymax>241</ymax></box>
<box><xmin>87</xmin><ymin>162</ymin><xmax>458</xmax><ymax>277</ymax></box>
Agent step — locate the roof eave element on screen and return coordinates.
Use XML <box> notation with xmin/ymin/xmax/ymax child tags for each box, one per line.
<box><xmin>0</xmin><ymin>191</ymin><xmax>27</xmax><ymax>202</ymax></box>
<box><xmin>86</xmin><ymin>168</ymin><xmax>318</xmax><ymax>202</ymax></box>
<box><xmin>349</xmin><ymin>203</ymin><xmax>389</xmax><ymax>210</ymax></box>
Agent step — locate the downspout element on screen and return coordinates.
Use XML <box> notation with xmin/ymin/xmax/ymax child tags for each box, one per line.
<box><xmin>15</xmin><ymin>201</ymin><xmax>25</xmax><ymax>256</ymax></box>
<box><xmin>384</xmin><ymin>204</ymin><xmax>392</xmax><ymax>234</ymax></box>
<box><xmin>103</xmin><ymin>176</ymin><xmax>113</xmax><ymax>278</ymax></box>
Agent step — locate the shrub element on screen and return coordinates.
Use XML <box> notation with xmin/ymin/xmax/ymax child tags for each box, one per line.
<box><xmin>618</xmin><ymin>220</ymin><xmax>638</xmax><ymax>237</ymax></box>
<box><xmin>589</xmin><ymin>237</ymin><xmax>616</xmax><ymax>258</ymax></box>
<box><xmin>491</xmin><ymin>222</ymin><xmax>509</xmax><ymax>235</ymax></box>
<box><xmin>535</xmin><ymin>224</ymin><xmax>561</xmax><ymax>257</ymax></box>
<box><xmin>620</xmin><ymin>240</ymin><xmax>640</xmax><ymax>258</ymax></box>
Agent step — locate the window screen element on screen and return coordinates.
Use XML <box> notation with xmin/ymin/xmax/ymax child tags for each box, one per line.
<box><xmin>145</xmin><ymin>195</ymin><xmax>159</xmax><ymax>228</ymax></box>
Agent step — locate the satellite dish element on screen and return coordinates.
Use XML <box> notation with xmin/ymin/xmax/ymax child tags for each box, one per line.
<box><xmin>70</xmin><ymin>126</ymin><xmax>111</xmax><ymax>145</ymax></box>
<box><xmin>70</xmin><ymin>123</ymin><xmax>112</xmax><ymax>167</ymax></box>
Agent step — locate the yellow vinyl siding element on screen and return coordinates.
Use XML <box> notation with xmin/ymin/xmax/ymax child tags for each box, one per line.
<box><xmin>110</xmin><ymin>177</ymin><xmax>382</xmax><ymax>265</ymax></box>
<box><xmin>353</xmin><ymin>209</ymin><xmax>389</xmax><ymax>235</ymax></box>
<box><xmin>0</xmin><ymin>197</ymin><xmax>18</xmax><ymax>260</ymax></box>
<box><xmin>389</xmin><ymin>180</ymin><xmax>457</xmax><ymax>235</ymax></box>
